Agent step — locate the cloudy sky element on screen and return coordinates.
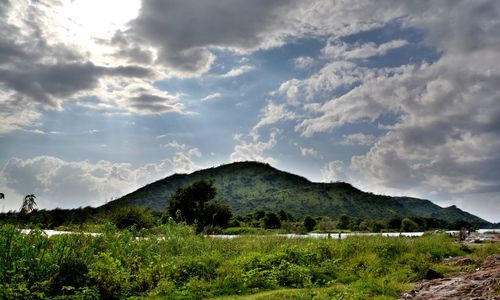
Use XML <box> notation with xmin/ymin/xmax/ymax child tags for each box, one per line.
<box><xmin>1</xmin><ymin>0</ymin><xmax>499</xmax><ymax>222</ymax></box>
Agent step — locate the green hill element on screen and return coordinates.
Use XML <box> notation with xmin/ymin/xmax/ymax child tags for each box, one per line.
<box><xmin>103</xmin><ymin>161</ymin><xmax>490</xmax><ymax>227</ymax></box>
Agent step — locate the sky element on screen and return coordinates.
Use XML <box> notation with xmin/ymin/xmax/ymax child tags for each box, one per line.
<box><xmin>0</xmin><ymin>0</ymin><xmax>499</xmax><ymax>222</ymax></box>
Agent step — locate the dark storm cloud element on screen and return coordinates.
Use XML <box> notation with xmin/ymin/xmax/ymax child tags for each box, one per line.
<box><xmin>120</xmin><ymin>0</ymin><xmax>296</xmax><ymax>74</ymax></box>
<box><xmin>111</xmin><ymin>30</ymin><xmax>154</xmax><ymax>64</ymax></box>
<box><xmin>107</xmin><ymin>65</ymin><xmax>153</xmax><ymax>78</ymax></box>
<box><xmin>0</xmin><ymin>62</ymin><xmax>100</xmax><ymax>107</ymax></box>
<box><xmin>0</xmin><ymin>61</ymin><xmax>153</xmax><ymax>108</ymax></box>
<box><xmin>127</xmin><ymin>93</ymin><xmax>182</xmax><ymax>115</ymax></box>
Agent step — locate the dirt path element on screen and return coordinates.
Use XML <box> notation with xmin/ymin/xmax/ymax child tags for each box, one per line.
<box><xmin>401</xmin><ymin>254</ymin><xmax>500</xmax><ymax>299</ymax></box>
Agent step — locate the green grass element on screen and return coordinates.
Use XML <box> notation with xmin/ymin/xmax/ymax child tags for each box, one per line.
<box><xmin>209</xmin><ymin>287</ymin><xmax>357</xmax><ymax>300</ymax></box>
<box><xmin>1</xmin><ymin>223</ymin><xmax>498</xmax><ymax>299</ymax></box>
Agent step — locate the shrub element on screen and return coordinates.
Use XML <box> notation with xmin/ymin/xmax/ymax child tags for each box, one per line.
<box><xmin>111</xmin><ymin>206</ymin><xmax>155</xmax><ymax>230</ymax></box>
<box><xmin>263</xmin><ymin>213</ymin><xmax>281</xmax><ymax>229</ymax></box>
<box><xmin>304</xmin><ymin>216</ymin><xmax>316</xmax><ymax>232</ymax></box>
<box><xmin>401</xmin><ymin>218</ymin><xmax>420</xmax><ymax>232</ymax></box>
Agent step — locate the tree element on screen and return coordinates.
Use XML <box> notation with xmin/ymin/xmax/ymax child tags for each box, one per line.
<box><xmin>168</xmin><ymin>180</ymin><xmax>216</xmax><ymax>224</ymax></box>
<box><xmin>263</xmin><ymin>212</ymin><xmax>281</xmax><ymax>229</ymax></box>
<box><xmin>338</xmin><ymin>214</ymin><xmax>350</xmax><ymax>230</ymax></box>
<box><xmin>371</xmin><ymin>221</ymin><xmax>385</xmax><ymax>233</ymax></box>
<box><xmin>168</xmin><ymin>180</ymin><xmax>232</xmax><ymax>231</ymax></box>
<box><xmin>278</xmin><ymin>209</ymin><xmax>289</xmax><ymax>221</ymax></box>
<box><xmin>388</xmin><ymin>217</ymin><xmax>402</xmax><ymax>230</ymax></box>
<box><xmin>0</xmin><ymin>193</ymin><xmax>4</xmax><ymax>200</ymax></box>
<box><xmin>318</xmin><ymin>216</ymin><xmax>334</xmax><ymax>232</ymax></box>
<box><xmin>400</xmin><ymin>218</ymin><xmax>419</xmax><ymax>232</ymax></box>
<box><xmin>20</xmin><ymin>194</ymin><xmax>37</xmax><ymax>215</ymax></box>
<box><xmin>204</xmin><ymin>201</ymin><xmax>232</xmax><ymax>228</ymax></box>
<box><xmin>253</xmin><ymin>210</ymin><xmax>266</xmax><ymax>220</ymax></box>
<box><xmin>112</xmin><ymin>206</ymin><xmax>155</xmax><ymax>230</ymax></box>
<box><xmin>278</xmin><ymin>209</ymin><xmax>294</xmax><ymax>222</ymax></box>
<box><xmin>303</xmin><ymin>215</ymin><xmax>316</xmax><ymax>232</ymax></box>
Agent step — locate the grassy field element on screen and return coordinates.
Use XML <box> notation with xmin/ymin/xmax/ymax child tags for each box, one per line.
<box><xmin>1</xmin><ymin>222</ymin><xmax>498</xmax><ymax>299</ymax></box>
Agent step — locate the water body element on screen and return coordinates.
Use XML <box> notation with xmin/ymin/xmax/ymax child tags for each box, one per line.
<box><xmin>18</xmin><ymin>229</ymin><xmax>498</xmax><ymax>238</ymax></box>
<box><xmin>209</xmin><ymin>231</ymin><xmax>462</xmax><ymax>239</ymax></box>
<box><xmin>477</xmin><ymin>229</ymin><xmax>500</xmax><ymax>233</ymax></box>
<box><xmin>19</xmin><ymin>229</ymin><xmax>100</xmax><ymax>237</ymax></box>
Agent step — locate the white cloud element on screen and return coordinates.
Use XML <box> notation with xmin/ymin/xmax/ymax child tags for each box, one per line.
<box><xmin>230</xmin><ymin>130</ymin><xmax>279</xmax><ymax>164</ymax></box>
<box><xmin>251</xmin><ymin>101</ymin><xmax>297</xmax><ymax>138</ymax></box>
<box><xmin>0</xmin><ymin>146</ymin><xmax>203</xmax><ymax>209</ymax></box>
<box><xmin>201</xmin><ymin>92</ymin><xmax>222</xmax><ymax>102</ymax></box>
<box><xmin>1</xmin><ymin>156</ymin><xmax>140</xmax><ymax>208</ymax></box>
<box><xmin>274</xmin><ymin>61</ymin><xmax>374</xmax><ymax>107</ymax></box>
<box><xmin>272</xmin><ymin>79</ymin><xmax>301</xmax><ymax>105</ymax></box>
<box><xmin>295</xmin><ymin>64</ymin><xmax>411</xmax><ymax>137</ymax></box>
<box><xmin>294</xmin><ymin>143</ymin><xmax>322</xmax><ymax>159</ymax></box>
<box><xmin>172</xmin><ymin>148</ymin><xmax>202</xmax><ymax>174</ymax></box>
<box><xmin>220</xmin><ymin>65</ymin><xmax>256</xmax><ymax>78</ymax></box>
<box><xmin>291</xmin><ymin>142</ymin><xmax>322</xmax><ymax>159</ymax></box>
<box><xmin>341</xmin><ymin>133</ymin><xmax>376</xmax><ymax>146</ymax></box>
<box><xmin>300</xmin><ymin>147</ymin><xmax>319</xmax><ymax>158</ymax></box>
<box><xmin>321</xmin><ymin>161</ymin><xmax>350</xmax><ymax>183</ymax></box>
<box><xmin>161</xmin><ymin>140</ymin><xmax>186</xmax><ymax>151</ymax></box>
<box><xmin>0</xmin><ymin>100</ymin><xmax>42</xmax><ymax>134</ymax></box>
<box><xmin>322</xmin><ymin>39</ymin><xmax>409</xmax><ymax>60</ymax></box>
<box><xmin>293</xmin><ymin>56</ymin><xmax>315</xmax><ymax>69</ymax></box>
<box><xmin>258</xmin><ymin>0</ymin><xmax>500</xmax><ymax>221</ymax></box>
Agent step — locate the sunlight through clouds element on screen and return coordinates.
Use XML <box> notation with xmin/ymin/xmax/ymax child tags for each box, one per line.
<box><xmin>1</xmin><ymin>0</ymin><xmax>499</xmax><ymax>221</ymax></box>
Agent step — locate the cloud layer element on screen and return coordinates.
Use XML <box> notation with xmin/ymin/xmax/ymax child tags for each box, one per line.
<box><xmin>1</xmin><ymin>0</ymin><xmax>499</xmax><ymax>221</ymax></box>
<box><xmin>0</xmin><ymin>143</ymin><xmax>202</xmax><ymax>210</ymax></box>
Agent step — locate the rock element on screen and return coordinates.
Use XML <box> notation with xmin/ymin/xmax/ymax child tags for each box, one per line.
<box><xmin>444</xmin><ymin>256</ymin><xmax>473</xmax><ymax>266</ymax></box>
<box><xmin>400</xmin><ymin>254</ymin><xmax>500</xmax><ymax>300</ymax></box>
<box><xmin>424</xmin><ymin>268</ymin><xmax>444</xmax><ymax>280</ymax></box>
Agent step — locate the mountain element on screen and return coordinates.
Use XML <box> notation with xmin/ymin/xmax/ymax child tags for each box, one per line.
<box><xmin>103</xmin><ymin>161</ymin><xmax>490</xmax><ymax>227</ymax></box>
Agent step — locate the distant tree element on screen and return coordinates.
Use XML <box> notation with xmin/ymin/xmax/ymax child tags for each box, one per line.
<box><xmin>303</xmin><ymin>215</ymin><xmax>316</xmax><ymax>232</ymax></box>
<box><xmin>0</xmin><ymin>193</ymin><xmax>4</xmax><ymax>200</ymax></box>
<box><xmin>400</xmin><ymin>218</ymin><xmax>419</xmax><ymax>232</ymax></box>
<box><xmin>168</xmin><ymin>180</ymin><xmax>233</xmax><ymax>231</ymax></box>
<box><xmin>338</xmin><ymin>214</ymin><xmax>350</xmax><ymax>230</ymax></box>
<box><xmin>388</xmin><ymin>217</ymin><xmax>402</xmax><ymax>230</ymax></box>
<box><xmin>358</xmin><ymin>221</ymin><xmax>369</xmax><ymax>231</ymax></box>
<box><xmin>278</xmin><ymin>209</ymin><xmax>289</xmax><ymax>221</ymax></box>
<box><xmin>452</xmin><ymin>220</ymin><xmax>472</xmax><ymax>231</ymax></box>
<box><xmin>20</xmin><ymin>194</ymin><xmax>37</xmax><ymax>216</ymax></box>
<box><xmin>168</xmin><ymin>180</ymin><xmax>216</xmax><ymax>224</ymax></box>
<box><xmin>112</xmin><ymin>206</ymin><xmax>155</xmax><ymax>230</ymax></box>
<box><xmin>278</xmin><ymin>209</ymin><xmax>294</xmax><ymax>222</ymax></box>
<box><xmin>263</xmin><ymin>212</ymin><xmax>281</xmax><ymax>229</ymax></box>
<box><xmin>204</xmin><ymin>201</ymin><xmax>232</xmax><ymax>228</ymax></box>
<box><xmin>318</xmin><ymin>216</ymin><xmax>334</xmax><ymax>232</ymax></box>
<box><xmin>253</xmin><ymin>210</ymin><xmax>266</xmax><ymax>220</ymax></box>
<box><xmin>349</xmin><ymin>218</ymin><xmax>363</xmax><ymax>231</ymax></box>
<box><xmin>371</xmin><ymin>221</ymin><xmax>386</xmax><ymax>233</ymax></box>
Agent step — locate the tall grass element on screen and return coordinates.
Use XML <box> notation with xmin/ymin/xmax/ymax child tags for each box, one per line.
<box><xmin>0</xmin><ymin>223</ymin><xmax>497</xmax><ymax>299</ymax></box>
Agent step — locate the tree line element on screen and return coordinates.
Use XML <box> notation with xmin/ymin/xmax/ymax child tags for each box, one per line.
<box><xmin>0</xmin><ymin>181</ymin><xmax>481</xmax><ymax>232</ymax></box>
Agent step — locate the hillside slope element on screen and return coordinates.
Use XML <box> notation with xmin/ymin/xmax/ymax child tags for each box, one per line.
<box><xmin>103</xmin><ymin>161</ymin><xmax>490</xmax><ymax>227</ymax></box>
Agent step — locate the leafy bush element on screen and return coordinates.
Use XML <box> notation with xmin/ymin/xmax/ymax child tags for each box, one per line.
<box><xmin>111</xmin><ymin>206</ymin><xmax>154</xmax><ymax>230</ymax></box>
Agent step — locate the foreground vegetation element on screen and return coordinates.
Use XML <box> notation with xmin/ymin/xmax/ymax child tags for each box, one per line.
<box><xmin>1</xmin><ymin>222</ymin><xmax>498</xmax><ymax>299</ymax></box>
